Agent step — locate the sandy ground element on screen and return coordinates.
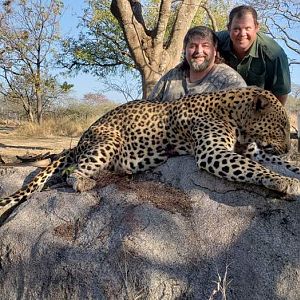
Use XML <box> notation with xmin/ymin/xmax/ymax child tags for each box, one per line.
<box><xmin>0</xmin><ymin>127</ymin><xmax>79</xmax><ymax>163</ymax></box>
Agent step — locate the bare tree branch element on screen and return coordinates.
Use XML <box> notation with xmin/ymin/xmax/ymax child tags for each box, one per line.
<box><xmin>246</xmin><ymin>0</ymin><xmax>300</xmax><ymax>64</ymax></box>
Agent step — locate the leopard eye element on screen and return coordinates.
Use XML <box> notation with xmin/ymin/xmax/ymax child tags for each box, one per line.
<box><xmin>263</xmin><ymin>144</ymin><xmax>276</xmax><ymax>154</ymax></box>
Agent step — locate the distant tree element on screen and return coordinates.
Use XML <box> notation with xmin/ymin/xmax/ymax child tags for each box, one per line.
<box><xmin>82</xmin><ymin>92</ymin><xmax>110</xmax><ymax>106</ymax></box>
<box><xmin>101</xmin><ymin>72</ymin><xmax>143</xmax><ymax>101</ymax></box>
<box><xmin>291</xmin><ymin>83</ymin><xmax>300</xmax><ymax>100</ymax></box>
<box><xmin>0</xmin><ymin>0</ymin><xmax>13</xmax><ymax>20</ymax></box>
<box><xmin>60</xmin><ymin>0</ymin><xmax>230</xmax><ymax>98</ymax></box>
<box><xmin>0</xmin><ymin>0</ymin><xmax>70</xmax><ymax>124</ymax></box>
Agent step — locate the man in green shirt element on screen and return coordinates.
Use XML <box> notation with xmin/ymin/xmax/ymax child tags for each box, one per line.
<box><xmin>217</xmin><ymin>5</ymin><xmax>291</xmax><ymax>105</ymax></box>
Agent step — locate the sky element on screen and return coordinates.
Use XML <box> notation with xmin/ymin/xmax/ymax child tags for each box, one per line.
<box><xmin>59</xmin><ymin>0</ymin><xmax>129</xmax><ymax>102</ymax></box>
<box><xmin>60</xmin><ymin>0</ymin><xmax>300</xmax><ymax>102</ymax></box>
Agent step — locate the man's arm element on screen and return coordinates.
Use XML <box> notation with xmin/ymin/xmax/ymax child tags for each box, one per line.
<box><xmin>267</xmin><ymin>48</ymin><xmax>291</xmax><ymax>105</ymax></box>
<box><xmin>147</xmin><ymin>67</ymin><xmax>186</xmax><ymax>102</ymax></box>
<box><xmin>216</xmin><ymin>64</ymin><xmax>247</xmax><ymax>90</ymax></box>
<box><xmin>147</xmin><ymin>77</ymin><xmax>165</xmax><ymax>101</ymax></box>
<box><xmin>276</xmin><ymin>94</ymin><xmax>288</xmax><ymax>106</ymax></box>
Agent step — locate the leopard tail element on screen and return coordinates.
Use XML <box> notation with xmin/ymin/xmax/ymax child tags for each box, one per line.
<box><xmin>0</xmin><ymin>148</ymin><xmax>76</xmax><ymax>212</ymax></box>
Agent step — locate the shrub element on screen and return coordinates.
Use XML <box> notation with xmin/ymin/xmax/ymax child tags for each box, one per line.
<box><xmin>14</xmin><ymin>102</ymin><xmax>118</xmax><ymax>137</ymax></box>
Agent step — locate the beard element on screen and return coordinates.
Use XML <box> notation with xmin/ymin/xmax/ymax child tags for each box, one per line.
<box><xmin>190</xmin><ymin>55</ymin><xmax>213</xmax><ymax>72</ymax></box>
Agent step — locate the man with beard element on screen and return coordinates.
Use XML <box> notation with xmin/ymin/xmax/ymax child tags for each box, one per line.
<box><xmin>148</xmin><ymin>26</ymin><xmax>246</xmax><ymax>102</ymax></box>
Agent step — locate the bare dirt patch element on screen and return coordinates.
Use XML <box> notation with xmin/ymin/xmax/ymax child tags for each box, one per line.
<box><xmin>0</xmin><ymin>127</ymin><xmax>79</xmax><ymax>163</ymax></box>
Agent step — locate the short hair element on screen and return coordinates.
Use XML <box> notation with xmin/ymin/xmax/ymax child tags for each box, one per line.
<box><xmin>183</xmin><ymin>26</ymin><xmax>218</xmax><ymax>49</ymax></box>
<box><xmin>228</xmin><ymin>5</ymin><xmax>259</xmax><ymax>28</ymax></box>
<box><xmin>180</xmin><ymin>26</ymin><xmax>220</xmax><ymax>70</ymax></box>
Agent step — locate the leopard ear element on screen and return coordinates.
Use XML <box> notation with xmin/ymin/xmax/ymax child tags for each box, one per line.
<box><xmin>253</xmin><ymin>95</ymin><xmax>270</xmax><ymax>112</ymax></box>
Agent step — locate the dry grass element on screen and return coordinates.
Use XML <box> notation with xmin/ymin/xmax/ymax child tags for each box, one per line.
<box><xmin>4</xmin><ymin>101</ymin><xmax>118</xmax><ymax>138</ymax></box>
<box><xmin>119</xmin><ymin>252</ymin><xmax>147</xmax><ymax>300</ymax></box>
<box><xmin>13</xmin><ymin>116</ymin><xmax>95</xmax><ymax>137</ymax></box>
<box><xmin>289</xmin><ymin>111</ymin><xmax>298</xmax><ymax>132</ymax></box>
<box><xmin>10</xmin><ymin>103</ymin><xmax>116</xmax><ymax>138</ymax></box>
<box><xmin>209</xmin><ymin>264</ymin><xmax>232</xmax><ymax>300</ymax></box>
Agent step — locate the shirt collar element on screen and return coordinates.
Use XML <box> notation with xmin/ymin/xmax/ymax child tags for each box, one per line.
<box><xmin>248</xmin><ymin>38</ymin><xmax>259</xmax><ymax>58</ymax></box>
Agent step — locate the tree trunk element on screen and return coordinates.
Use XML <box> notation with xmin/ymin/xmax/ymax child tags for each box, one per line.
<box><xmin>111</xmin><ymin>0</ymin><xmax>203</xmax><ymax>98</ymax></box>
<box><xmin>28</xmin><ymin>107</ymin><xmax>34</xmax><ymax>123</ymax></box>
<box><xmin>36</xmin><ymin>63</ymin><xmax>43</xmax><ymax>125</ymax></box>
<box><xmin>36</xmin><ymin>91</ymin><xmax>43</xmax><ymax>125</ymax></box>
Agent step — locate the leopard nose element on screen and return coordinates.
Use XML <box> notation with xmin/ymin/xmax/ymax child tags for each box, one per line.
<box><xmin>277</xmin><ymin>143</ymin><xmax>290</xmax><ymax>155</ymax></box>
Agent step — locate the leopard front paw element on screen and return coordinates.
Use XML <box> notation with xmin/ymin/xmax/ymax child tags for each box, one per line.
<box><xmin>274</xmin><ymin>178</ymin><xmax>300</xmax><ymax>201</ymax></box>
<box><xmin>66</xmin><ymin>172</ymin><xmax>97</xmax><ymax>192</ymax></box>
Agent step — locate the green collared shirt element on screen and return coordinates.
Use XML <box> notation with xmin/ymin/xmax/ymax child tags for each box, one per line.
<box><xmin>216</xmin><ymin>31</ymin><xmax>291</xmax><ymax>96</ymax></box>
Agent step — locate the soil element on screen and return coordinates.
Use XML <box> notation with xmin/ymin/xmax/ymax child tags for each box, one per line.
<box><xmin>0</xmin><ymin>126</ymin><xmax>79</xmax><ymax>163</ymax></box>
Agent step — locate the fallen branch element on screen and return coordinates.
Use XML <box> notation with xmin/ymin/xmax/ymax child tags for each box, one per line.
<box><xmin>0</xmin><ymin>152</ymin><xmax>59</xmax><ymax>168</ymax></box>
<box><xmin>16</xmin><ymin>152</ymin><xmax>52</xmax><ymax>162</ymax></box>
<box><xmin>0</xmin><ymin>158</ymin><xmax>52</xmax><ymax>168</ymax></box>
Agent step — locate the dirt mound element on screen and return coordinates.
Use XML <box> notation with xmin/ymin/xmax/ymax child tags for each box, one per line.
<box><xmin>0</xmin><ymin>156</ymin><xmax>299</xmax><ymax>299</ymax></box>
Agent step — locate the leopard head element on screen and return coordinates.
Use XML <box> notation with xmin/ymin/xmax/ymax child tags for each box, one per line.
<box><xmin>238</xmin><ymin>88</ymin><xmax>290</xmax><ymax>155</ymax></box>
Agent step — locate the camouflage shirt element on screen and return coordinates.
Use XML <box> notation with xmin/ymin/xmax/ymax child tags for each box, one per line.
<box><xmin>148</xmin><ymin>63</ymin><xmax>247</xmax><ymax>102</ymax></box>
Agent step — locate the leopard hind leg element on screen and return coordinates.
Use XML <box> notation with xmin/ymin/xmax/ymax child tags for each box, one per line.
<box><xmin>66</xmin><ymin>136</ymin><xmax>122</xmax><ymax>192</ymax></box>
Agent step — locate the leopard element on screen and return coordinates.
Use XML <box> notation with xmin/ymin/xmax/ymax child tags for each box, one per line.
<box><xmin>1</xmin><ymin>86</ymin><xmax>300</xmax><ymax>215</ymax></box>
